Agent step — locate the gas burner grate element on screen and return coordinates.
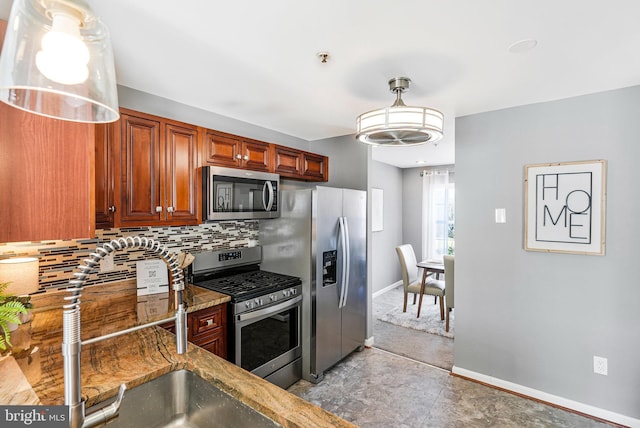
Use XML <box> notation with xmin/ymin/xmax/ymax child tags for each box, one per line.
<box><xmin>193</xmin><ymin>270</ymin><xmax>301</xmax><ymax>302</ymax></box>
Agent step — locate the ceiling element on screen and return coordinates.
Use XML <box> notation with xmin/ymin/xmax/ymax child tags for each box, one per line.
<box><xmin>2</xmin><ymin>1</ymin><xmax>640</xmax><ymax>168</ymax></box>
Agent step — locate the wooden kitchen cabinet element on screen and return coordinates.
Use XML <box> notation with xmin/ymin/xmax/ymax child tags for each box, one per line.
<box><xmin>202</xmin><ymin>129</ymin><xmax>271</xmax><ymax>172</ymax></box>
<box><xmin>273</xmin><ymin>145</ymin><xmax>329</xmax><ymax>182</ymax></box>
<box><xmin>272</xmin><ymin>145</ymin><xmax>301</xmax><ymax>178</ymax></box>
<box><xmin>161</xmin><ymin>303</ymin><xmax>227</xmax><ymax>360</ymax></box>
<box><xmin>302</xmin><ymin>151</ymin><xmax>328</xmax><ymax>181</ymax></box>
<box><xmin>189</xmin><ymin>304</ymin><xmax>227</xmax><ymax>360</ymax></box>
<box><xmin>97</xmin><ymin>108</ymin><xmax>199</xmax><ymax>228</ymax></box>
<box><xmin>0</xmin><ymin>101</ymin><xmax>96</xmax><ymax>242</ymax></box>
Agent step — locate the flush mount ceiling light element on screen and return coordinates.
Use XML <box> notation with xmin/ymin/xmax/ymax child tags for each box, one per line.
<box><xmin>0</xmin><ymin>0</ymin><xmax>119</xmax><ymax>123</ymax></box>
<box><xmin>356</xmin><ymin>77</ymin><xmax>443</xmax><ymax>146</ymax></box>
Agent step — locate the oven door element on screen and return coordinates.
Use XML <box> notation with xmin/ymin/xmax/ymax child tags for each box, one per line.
<box><xmin>234</xmin><ymin>295</ymin><xmax>302</xmax><ymax>379</ymax></box>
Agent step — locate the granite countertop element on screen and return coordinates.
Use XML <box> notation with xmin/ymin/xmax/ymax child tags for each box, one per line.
<box><xmin>0</xmin><ymin>281</ymin><xmax>354</xmax><ymax>428</ymax></box>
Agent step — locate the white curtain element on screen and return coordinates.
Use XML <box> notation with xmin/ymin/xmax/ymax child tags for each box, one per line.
<box><xmin>421</xmin><ymin>170</ymin><xmax>450</xmax><ymax>262</ymax></box>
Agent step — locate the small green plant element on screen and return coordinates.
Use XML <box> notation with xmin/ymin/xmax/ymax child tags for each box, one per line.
<box><xmin>0</xmin><ymin>282</ymin><xmax>30</xmax><ymax>351</ymax></box>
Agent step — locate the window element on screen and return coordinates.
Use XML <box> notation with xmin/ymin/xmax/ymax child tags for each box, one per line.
<box><xmin>422</xmin><ymin>170</ymin><xmax>455</xmax><ymax>262</ymax></box>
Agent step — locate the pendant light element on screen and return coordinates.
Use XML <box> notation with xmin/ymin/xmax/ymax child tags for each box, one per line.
<box><xmin>0</xmin><ymin>0</ymin><xmax>119</xmax><ymax>123</ymax></box>
<box><xmin>356</xmin><ymin>77</ymin><xmax>443</xmax><ymax>146</ymax></box>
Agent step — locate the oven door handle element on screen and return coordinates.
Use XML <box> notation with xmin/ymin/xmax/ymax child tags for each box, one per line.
<box><xmin>237</xmin><ymin>295</ymin><xmax>302</xmax><ymax>322</ymax></box>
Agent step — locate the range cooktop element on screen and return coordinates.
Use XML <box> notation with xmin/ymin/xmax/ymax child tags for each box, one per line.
<box><xmin>193</xmin><ymin>270</ymin><xmax>301</xmax><ymax>302</ymax></box>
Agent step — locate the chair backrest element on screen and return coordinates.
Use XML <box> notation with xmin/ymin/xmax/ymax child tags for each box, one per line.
<box><xmin>443</xmin><ymin>255</ymin><xmax>455</xmax><ymax>309</ymax></box>
<box><xmin>396</xmin><ymin>244</ymin><xmax>419</xmax><ymax>290</ymax></box>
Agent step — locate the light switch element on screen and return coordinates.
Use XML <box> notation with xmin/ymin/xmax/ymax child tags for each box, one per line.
<box><xmin>495</xmin><ymin>208</ymin><xmax>506</xmax><ymax>224</ymax></box>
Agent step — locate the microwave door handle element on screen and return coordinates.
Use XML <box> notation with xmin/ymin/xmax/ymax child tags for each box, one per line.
<box><xmin>262</xmin><ymin>181</ymin><xmax>274</xmax><ymax>211</ymax></box>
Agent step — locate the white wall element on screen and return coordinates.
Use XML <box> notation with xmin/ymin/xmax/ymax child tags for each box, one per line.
<box><xmin>455</xmin><ymin>85</ymin><xmax>640</xmax><ymax>423</ymax></box>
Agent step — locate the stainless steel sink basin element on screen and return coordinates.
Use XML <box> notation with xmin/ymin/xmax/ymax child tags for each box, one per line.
<box><xmin>96</xmin><ymin>370</ymin><xmax>282</xmax><ymax>427</ymax></box>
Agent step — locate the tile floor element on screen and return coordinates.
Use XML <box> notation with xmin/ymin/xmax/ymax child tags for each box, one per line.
<box><xmin>287</xmin><ymin>286</ymin><xmax>615</xmax><ymax>428</ymax></box>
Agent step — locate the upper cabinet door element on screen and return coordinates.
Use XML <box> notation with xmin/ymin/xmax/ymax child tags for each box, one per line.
<box><xmin>118</xmin><ymin>112</ymin><xmax>163</xmax><ymax>225</ymax></box>
<box><xmin>0</xmin><ymin>102</ymin><xmax>95</xmax><ymax>242</ymax></box>
<box><xmin>202</xmin><ymin>130</ymin><xmax>242</xmax><ymax>168</ymax></box>
<box><xmin>241</xmin><ymin>138</ymin><xmax>272</xmax><ymax>172</ymax></box>
<box><xmin>95</xmin><ymin>122</ymin><xmax>116</xmax><ymax>229</ymax></box>
<box><xmin>273</xmin><ymin>145</ymin><xmax>302</xmax><ymax>178</ymax></box>
<box><xmin>302</xmin><ymin>152</ymin><xmax>328</xmax><ymax>182</ymax></box>
<box><xmin>165</xmin><ymin>122</ymin><xmax>199</xmax><ymax>224</ymax></box>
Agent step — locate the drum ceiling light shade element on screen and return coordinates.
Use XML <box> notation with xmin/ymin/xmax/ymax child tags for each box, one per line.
<box><xmin>355</xmin><ymin>77</ymin><xmax>443</xmax><ymax>146</ymax></box>
<box><xmin>0</xmin><ymin>0</ymin><xmax>119</xmax><ymax>123</ymax></box>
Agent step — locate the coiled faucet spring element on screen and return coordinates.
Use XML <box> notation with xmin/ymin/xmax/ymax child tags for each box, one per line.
<box><xmin>63</xmin><ymin>236</ymin><xmax>187</xmax><ymax>428</ymax></box>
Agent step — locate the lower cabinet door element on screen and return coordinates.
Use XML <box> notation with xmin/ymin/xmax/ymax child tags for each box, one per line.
<box><xmin>196</xmin><ymin>334</ymin><xmax>227</xmax><ymax>360</ymax></box>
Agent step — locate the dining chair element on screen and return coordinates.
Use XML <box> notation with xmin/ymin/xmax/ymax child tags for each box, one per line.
<box><xmin>395</xmin><ymin>244</ymin><xmax>445</xmax><ymax>319</ymax></box>
<box><xmin>443</xmin><ymin>255</ymin><xmax>455</xmax><ymax>332</ymax></box>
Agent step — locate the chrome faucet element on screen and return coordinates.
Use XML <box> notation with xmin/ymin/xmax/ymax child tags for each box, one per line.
<box><xmin>63</xmin><ymin>237</ymin><xmax>188</xmax><ymax>428</ymax></box>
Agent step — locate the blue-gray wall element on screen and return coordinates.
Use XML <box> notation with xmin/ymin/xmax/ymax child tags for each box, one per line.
<box><xmin>455</xmin><ymin>85</ymin><xmax>640</xmax><ymax>421</ymax></box>
<box><xmin>118</xmin><ymin>85</ymin><xmax>309</xmax><ymax>151</ymax></box>
<box><xmin>370</xmin><ymin>160</ymin><xmax>403</xmax><ymax>294</ymax></box>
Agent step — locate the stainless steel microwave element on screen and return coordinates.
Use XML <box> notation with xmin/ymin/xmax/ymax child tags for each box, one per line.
<box><xmin>202</xmin><ymin>166</ymin><xmax>280</xmax><ymax>221</ymax></box>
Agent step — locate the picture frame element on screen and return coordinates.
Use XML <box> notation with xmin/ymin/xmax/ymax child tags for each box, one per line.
<box><xmin>215</xmin><ymin>183</ymin><xmax>233</xmax><ymax>211</ymax></box>
<box><xmin>524</xmin><ymin>160</ymin><xmax>606</xmax><ymax>255</ymax></box>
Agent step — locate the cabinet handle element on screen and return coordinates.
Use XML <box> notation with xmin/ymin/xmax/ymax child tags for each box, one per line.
<box><xmin>108</xmin><ymin>206</ymin><xmax>116</xmax><ymax>213</ymax></box>
<box><xmin>167</xmin><ymin>206</ymin><xmax>175</xmax><ymax>213</ymax></box>
<box><xmin>236</xmin><ymin>154</ymin><xmax>242</xmax><ymax>159</ymax></box>
<box><xmin>155</xmin><ymin>206</ymin><xmax>163</xmax><ymax>213</ymax></box>
<box><xmin>243</xmin><ymin>155</ymin><xmax>249</xmax><ymax>161</ymax></box>
<box><xmin>206</xmin><ymin>319</ymin><xmax>214</xmax><ymax>326</ymax></box>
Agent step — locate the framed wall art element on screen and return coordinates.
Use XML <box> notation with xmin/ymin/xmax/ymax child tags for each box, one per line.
<box><xmin>524</xmin><ymin>160</ymin><xmax>606</xmax><ymax>255</ymax></box>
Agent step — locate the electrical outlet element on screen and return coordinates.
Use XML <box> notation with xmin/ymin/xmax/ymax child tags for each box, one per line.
<box><xmin>593</xmin><ymin>356</ymin><xmax>608</xmax><ymax>375</ymax></box>
<box><xmin>100</xmin><ymin>254</ymin><xmax>115</xmax><ymax>273</ymax></box>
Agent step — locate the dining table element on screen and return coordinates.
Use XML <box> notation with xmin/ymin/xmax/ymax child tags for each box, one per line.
<box><xmin>416</xmin><ymin>260</ymin><xmax>445</xmax><ymax>318</ymax></box>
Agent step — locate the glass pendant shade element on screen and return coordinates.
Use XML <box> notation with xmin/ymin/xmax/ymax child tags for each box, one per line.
<box><xmin>0</xmin><ymin>0</ymin><xmax>119</xmax><ymax>123</ymax></box>
<box><xmin>356</xmin><ymin>77</ymin><xmax>443</xmax><ymax>146</ymax></box>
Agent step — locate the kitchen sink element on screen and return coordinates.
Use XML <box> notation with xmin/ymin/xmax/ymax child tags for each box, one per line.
<box><xmin>94</xmin><ymin>370</ymin><xmax>282</xmax><ymax>428</ymax></box>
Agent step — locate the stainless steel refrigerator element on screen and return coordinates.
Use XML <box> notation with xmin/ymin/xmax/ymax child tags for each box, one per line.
<box><xmin>260</xmin><ymin>186</ymin><xmax>367</xmax><ymax>383</ymax></box>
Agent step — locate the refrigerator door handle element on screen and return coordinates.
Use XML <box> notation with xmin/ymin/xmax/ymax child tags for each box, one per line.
<box><xmin>262</xmin><ymin>181</ymin><xmax>275</xmax><ymax>211</ymax></box>
<box><xmin>342</xmin><ymin>216</ymin><xmax>351</xmax><ymax>307</ymax></box>
<box><xmin>338</xmin><ymin>216</ymin><xmax>348</xmax><ymax>309</ymax></box>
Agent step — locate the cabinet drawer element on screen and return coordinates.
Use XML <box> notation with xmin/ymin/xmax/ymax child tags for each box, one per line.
<box><xmin>189</xmin><ymin>304</ymin><xmax>226</xmax><ymax>339</ymax></box>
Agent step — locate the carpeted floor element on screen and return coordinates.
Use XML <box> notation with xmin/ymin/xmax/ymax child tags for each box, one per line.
<box><xmin>378</xmin><ymin>300</ymin><xmax>454</xmax><ymax>339</ymax></box>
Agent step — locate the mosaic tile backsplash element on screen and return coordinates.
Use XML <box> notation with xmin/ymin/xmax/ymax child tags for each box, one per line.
<box><xmin>0</xmin><ymin>221</ymin><xmax>259</xmax><ymax>292</ymax></box>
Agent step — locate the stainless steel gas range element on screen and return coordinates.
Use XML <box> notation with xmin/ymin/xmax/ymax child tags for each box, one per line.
<box><xmin>188</xmin><ymin>246</ymin><xmax>302</xmax><ymax>389</ymax></box>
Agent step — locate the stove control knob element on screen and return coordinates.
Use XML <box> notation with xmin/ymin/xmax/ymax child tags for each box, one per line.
<box><xmin>283</xmin><ymin>290</ymin><xmax>289</xmax><ymax>297</ymax></box>
<box><xmin>270</xmin><ymin>295</ymin><xmax>276</xmax><ymax>302</ymax></box>
<box><xmin>291</xmin><ymin>288</ymin><xmax>297</xmax><ymax>295</ymax></box>
<box><xmin>245</xmin><ymin>302</ymin><xmax>251</xmax><ymax>309</ymax></box>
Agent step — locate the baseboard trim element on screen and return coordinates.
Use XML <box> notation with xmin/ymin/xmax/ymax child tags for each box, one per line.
<box><xmin>364</xmin><ymin>336</ymin><xmax>374</xmax><ymax>348</ymax></box>
<box><xmin>451</xmin><ymin>366</ymin><xmax>639</xmax><ymax>428</ymax></box>
<box><xmin>373</xmin><ymin>281</ymin><xmax>402</xmax><ymax>299</ymax></box>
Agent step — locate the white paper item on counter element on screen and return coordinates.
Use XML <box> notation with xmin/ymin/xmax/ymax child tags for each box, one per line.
<box><xmin>136</xmin><ymin>259</ymin><xmax>169</xmax><ymax>296</ymax></box>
